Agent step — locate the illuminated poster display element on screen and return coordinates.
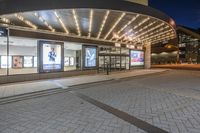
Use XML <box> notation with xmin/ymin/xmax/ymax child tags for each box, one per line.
<box><xmin>34</xmin><ymin>57</ymin><xmax>37</xmax><ymax>67</ymax></box>
<box><xmin>64</xmin><ymin>57</ymin><xmax>69</xmax><ymax>66</ymax></box>
<box><xmin>70</xmin><ymin>57</ymin><xmax>74</xmax><ymax>66</ymax></box>
<box><xmin>24</xmin><ymin>56</ymin><xmax>33</xmax><ymax>68</ymax></box>
<box><xmin>43</xmin><ymin>44</ymin><xmax>61</xmax><ymax>70</ymax></box>
<box><xmin>1</xmin><ymin>56</ymin><xmax>11</xmax><ymax>68</ymax></box>
<box><xmin>12</xmin><ymin>56</ymin><xmax>23</xmax><ymax>68</ymax></box>
<box><xmin>38</xmin><ymin>40</ymin><xmax>64</xmax><ymax>72</ymax></box>
<box><xmin>130</xmin><ymin>50</ymin><xmax>144</xmax><ymax>66</ymax></box>
<box><xmin>85</xmin><ymin>47</ymin><xmax>97</xmax><ymax>67</ymax></box>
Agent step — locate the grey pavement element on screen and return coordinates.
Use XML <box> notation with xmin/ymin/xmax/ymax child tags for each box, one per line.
<box><xmin>0</xmin><ymin>69</ymin><xmax>166</xmax><ymax>98</ymax></box>
<box><xmin>78</xmin><ymin>70</ymin><xmax>200</xmax><ymax>133</ymax></box>
<box><xmin>0</xmin><ymin>70</ymin><xmax>200</xmax><ymax>133</ymax></box>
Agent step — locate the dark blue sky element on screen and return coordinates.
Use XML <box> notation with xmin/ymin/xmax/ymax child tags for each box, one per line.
<box><xmin>149</xmin><ymin>0</ymin><xmax>200</xmax><ymax>29</ymax></box>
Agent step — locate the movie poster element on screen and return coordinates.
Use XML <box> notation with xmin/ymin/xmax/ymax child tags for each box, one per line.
<box><xmin>130</xmin><ymin>50</ymin><xmax>144</xmax><ymax>66</ymax></box>
<box><xmin>85</xmin><ymin>47</ymin><xmax>96</xmax><ymax>67</ymax></box>
<box><xmin>12</xmin><ymin>56</ymin><xmax>23</xmax><ymax>68</ymax></box>
<box><xmin>43</xmin><ymin>43</ymin><xmax>61</xmax><ymax>70</ymax></box>
<box><xmin>64</xmin><ymin>57</ymin><xmax>69</xmax><ymax>66</ymax></box>
<box><xmin>24</xmin><ymin>56</ymin><xmax>33</xmax><ymax>68</ymax></box>
<box><xmin>1</xmin><ymin>56</ymin><xmax>11</xmax><ymax>68</ymax></box>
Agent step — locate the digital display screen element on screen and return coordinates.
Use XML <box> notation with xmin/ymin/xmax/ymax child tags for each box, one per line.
<box><xmin>1</xmin><ymin>56</ymin><xmax>11</xmax><ymax>68</ymax></box>
<box><xmin>130</xmin><ymin>50</ymin><xmax>144</xmax><ymax>66</ymax></box>
<box><xmin>43</xmin><ymin>43</ymin><xmax>62</xmax><ymax>70</ymax></box>
<box><xmin>64</xmin><ymin>57</ymin><xmax>69</xmax><ymax>66</ymax></box>
<box><xmin>85</xmin><ymin>47</ymin><xmax>97</xmax><ymax>67</ymax></box>
<box><xmin>34</xmin><ymin>57</ymin><xmax>37</xmax><ymax>67</ymax></box>
<box><xmin>12</xmin><ymin>56</ymin><xmax>23</xmax><ymax>68</ymax></box>
<box><xmin>24</xmin><ymin>56</ymin><xmax>33</xmax><ymax>68</ymax></box>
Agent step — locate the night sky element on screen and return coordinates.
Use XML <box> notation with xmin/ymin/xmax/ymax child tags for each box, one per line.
<box><xmin>149</xmin><ymin>0</ymin><xmax>200</xmax><ymax>29</ymax></box>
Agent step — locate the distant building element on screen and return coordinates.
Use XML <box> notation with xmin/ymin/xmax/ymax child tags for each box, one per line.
<box><xmin>151</xmin><ymin>26</ymin><xmax>200</xmax><ymax>64</ymax></box>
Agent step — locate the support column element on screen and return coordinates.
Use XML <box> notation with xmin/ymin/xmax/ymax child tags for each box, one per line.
<box><xmin>144</xmin><ymin>42</ymin><xmax>151</xmax><ymax>69</ymax></box>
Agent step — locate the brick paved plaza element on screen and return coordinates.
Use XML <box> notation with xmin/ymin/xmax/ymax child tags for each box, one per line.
<box><xmin>1</xmin><ymin>70</ymin><xmax>200</xmax><ymax>133</ymax></box>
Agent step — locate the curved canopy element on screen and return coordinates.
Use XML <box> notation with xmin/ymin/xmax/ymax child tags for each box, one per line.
<box><xmin>0</xmin><ymin>0</ymin><xmax>176</xmax><ymax>46</ymax></box>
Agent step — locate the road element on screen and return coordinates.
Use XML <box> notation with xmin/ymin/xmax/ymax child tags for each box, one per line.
<box><xmin>0</xmin><ymin>70</ymin><xmax>200</xmax><ymax>133</ymax></box>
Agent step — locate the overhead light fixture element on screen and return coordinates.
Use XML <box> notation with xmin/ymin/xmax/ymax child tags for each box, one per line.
<box><xmin>117</xmin><ymin>14</ymin><xmax>139</xmax><ymax>34</ymax></box>
<box><xmin>133</xmin><ymin>17</ymin><xmax>150</xmax><ymax>30</ymax></box>
<box><xmin>97</xmin><ymin>10</ymin><xmax>110</xmax><ymax>39</ymax></box>
<box><xmin>88</xmin><ymin>9</ymin><xmax>94</xmax><ymax>38</ymax></box>
<box><xmin>15</xmin><ymin>13</ymin><xmax>37</xmax><ymax>29</ymax></box>
<box><xmin>115</xmin><ymin>43</ymin><xmax>121</xmax><ymax>47</ymax></box>
<box><xmin>72</xmin><ymin>9</ymin><xmax>81</xmax><ymax>36</ymax></box>
<box><xmin>54</xmin><ymin>11</ymin><xmax>69</xmax><ymax>34</ymax></box>
<box><xmin>34</xmin><ymin>12</ymin><xmax>55</xmax><ymax>32</ymax></box>
<box><xmin>113</xmin><ymin>33</ymin><xmax>120</xmax><ymax>39</ymax></box>
<box><xmin>119</xmin><ymin>29</ymin><xmax>133</xmax><ymax>40</ymax></box>
<box><xmin>0</xmin><ymin>17</ymin><xmax>11</xmax><ymax>24</ymax></box>
<box><xmin>104</xmin><ymin>12</ymin><xmax>126</xmax><ymax>40</ymax></box>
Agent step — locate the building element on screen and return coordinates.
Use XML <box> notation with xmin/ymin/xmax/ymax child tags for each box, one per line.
<box><xmin>0</xmin><ymin>0</ymin><xmax>176</xmax><ymax>84</ymax></box>
<box><xmin>151</xmin><ymin>26</ymin><xmax>200</xmax><ymax>64</ymax></box>
<box><xmin>177</xmin><ymin>26</ymin><xmax>200</xmax><ymax>63</ymax></box>
<box><xmin>125</xmin><ymin>0</ymin><xmax>148</xmax><ymax>6</ymax></box>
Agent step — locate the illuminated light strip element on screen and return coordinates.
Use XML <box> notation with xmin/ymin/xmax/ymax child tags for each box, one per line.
<box><xmin>104</xmin><ymin>12</ymin><xmax>125</xmax><ymax>40</ymax></box>
<box><xmin>123</xmin><ymin>21</ymin><xmax>157</xmax><ymax>43</ymax></box>
<box><xmin>14</xmin><ymin>14</ymin><xmax>37</xmax><ymax>29</ymax></box>
<box><xmin>139</xmin><ymin>31</ymin><xmax>174</xmax><ymax>45</ymax></box>
<box><xmin>140</xmin><ymin>25</ymin><xmax>169</xmax><ymax>39</ymax></box>
<box><xmin>88</xmin><ymin>9</ymin><xmax>94</xmax><ymax>38</ymax></box>
<box><xmin>34</xmin><ymin>12</ymin><xmax>55</xmax><ymax>32</ymax></box>
<box><xmin>152</xmin><ymin>36</ymin><xmax>175</xmax><ymax>44</ymax></box>
<box><xmin>119</xmin><ymin>17</ymin><xmax>150</xmax><ymax>40</ymax></box>
<box><xmin>144</xmin><ymin>30</ymin><xmax>174</xmax><ymax>42</ymax></box>
<box><xmin>135</xmin><ymin>23</ymin><xmax>165</xmax><ymax>39</ymax></box>
<box><xmin>151</xmin><ymin>35</ymin><xmax>175</xmax><ymax>44</ymax></box>
<box><xmin>137</xmin><ymin>21</ymin><xmax>156</xmax><ymax>34</ymax></box>
<box><xmin>72</xmin><ymin>9</ymin><xmax>81</xmax><ymax>36</ymax></box>
<box><xmin>117</xmin><ymin>14</ymin><xmax>139</xmax><ymax>34</ymax></box>
<box><xmin>133</xmin><ymin>17</ymin><xmax>150</xmax><ymax>29</ymax></box>
<box><xmin>144</xmin><ymin>30</ymin><xmax>173</xmax><ymax>41</ymax></box>
<box><xmin>0</xmin><ymin>17</ymin><xmax>11</xmax><ymax>24</ymax></box>
<box><xmin>119</xmin><ymin>28</ymin><xmax>133</xmax><ymax>40</ymax></box>
<box><xmin>142</xmin><ymin>27</ymin><xmax>172</xmax><ymax>40</ymax></box>
<box><xmin>97</xmin><ymin>10</ymin><xmax>110</xmax><ymax>39</ymax></box>
<box><xmin>110</xmin><ymin>14</ymin><xmax>139</xmax><ymax>41</ymax></box>
<box><xmin>54</xmin><ymin>11</ymin><xmax>69</xmax><ymax>34</ymax></box>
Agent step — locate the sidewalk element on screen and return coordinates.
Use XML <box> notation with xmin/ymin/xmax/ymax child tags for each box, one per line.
<box><xmin>0</xmin><ymin>69</ymin><xmax>168</xmax><ymax>98</ymax></box>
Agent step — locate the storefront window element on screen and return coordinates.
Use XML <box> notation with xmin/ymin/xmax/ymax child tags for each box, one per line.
<box><xmin>8</xmin><ymin>36</ymin><xmax>37</xmax><ymax>75</ymax></box>
<box><xmin>64</xmin><ymin>42</ymin><xmax>82</xmax><ymax>71</ymax></box>
<box><xmin>0</xmin><ymin>28</ymin><xmax>8</xmax><ymax>76</ymax></box>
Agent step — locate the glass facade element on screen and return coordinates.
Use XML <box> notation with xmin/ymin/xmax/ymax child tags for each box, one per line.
<box><xmin>0</xmin><ymin>34</ymin><xmax>144</xmax><ymax>77</ymax></box>
<box><xmin>0</xmin><ymin>36</ymin><xmax>84</xmax><ymax>76</ymax></box>
<box><xmin>64</xmin><ymin>42</ymin><xmax>82</xmax><ymax>71</ymax></box>
<box><xmin>178</xmin><ymin>32</ymin><xmax>200</xmax><ymax>64</ymax></box>
<box><xmin>9</xmin><ymin>37</ymin><xmax>37</xmax><ymax>75</ymax></box>
<box><xmin>98</xmin><ymin>46</ymin><xmax>130</xmax><ymax>72</ymax></box>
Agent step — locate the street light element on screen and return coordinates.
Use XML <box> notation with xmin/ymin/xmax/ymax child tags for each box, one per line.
<box><xmin>164</xmin><ymin>44</ymin><xmax>180</xmax><ymax>64</ymax></box>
